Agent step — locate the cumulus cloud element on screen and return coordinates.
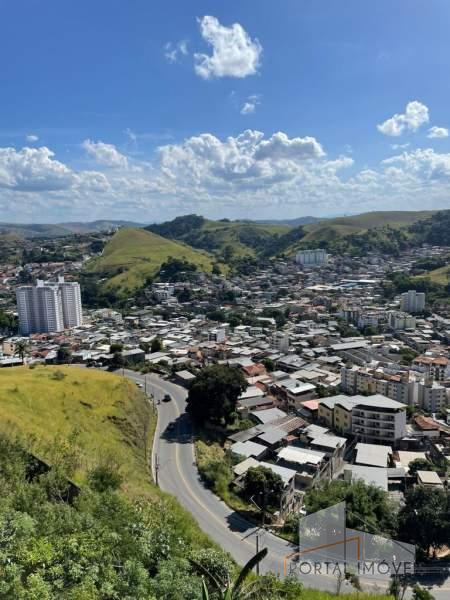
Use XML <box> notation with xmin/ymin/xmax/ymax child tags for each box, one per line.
<box><xmin>82</xmin><ymin>139</ymin><xmax>128</xmax><ymax>168</ymax></box>
<box><xmin>377</xmin><ymin>100</ymin><xmax>429</xmax><ymax>136</ymax></box>
<box><xmin>25</xmin><ymin>134</ymin><xmax>39</xmax><ymax>143</ymax></box>
<box><xmin>194</xmin><ymin>16</ymin><xmax>262</xmax><ymax>79</ymax></box>
<box><xmin>427</xmin><ymin>126</ymin><xmax>448</xmax><ymax>139</ymax></box>
<box><xmin>164</xmin><ymin>40</ymin><xmax>188</xmax><ymax>63</ymax></box>
<box><xmin>0</xmin><ymin>146</ymin><xmax>76</xmax><ymax>191</ymax></box>
<box><xmin>2</xmin><ymin>130</ymin><xmax>450</xmax><ymax>222</ymax></box>
<box><xmin>158</xmin><ymin>130</ymin><xmax>325</xmax><ymax>189</ymax></box>
<box><xmin>383</xmin><ymin>148</ymin><xmax>450</xmax><ymax>180</ymax></box>
<box><xmin>240</xmin><ymin>95</ymin><xmax>261</xmax><ymax>115</ymax></box>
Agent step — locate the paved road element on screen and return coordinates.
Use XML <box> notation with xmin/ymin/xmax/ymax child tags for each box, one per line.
<box><xmin>123</xmin><ymin>369</ymin><xmax>450</xmax><ymax>598</ymax></box>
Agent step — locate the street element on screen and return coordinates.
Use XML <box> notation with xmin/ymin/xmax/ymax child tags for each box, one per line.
<box><xmin>123</xmin><ymin>369</ymin><xmax>450</xmax><ymax>598</ymax></box>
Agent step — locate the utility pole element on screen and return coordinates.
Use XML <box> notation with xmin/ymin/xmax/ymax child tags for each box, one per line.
<box><xmin>256</xmin><ymin>532</ymin><xmax>260</xmax><ymax>575</ymax></box>
<box><xmin>154</xmin><ymin>453</ymin><xmax>159</xmax><ymax>486</ymax></box>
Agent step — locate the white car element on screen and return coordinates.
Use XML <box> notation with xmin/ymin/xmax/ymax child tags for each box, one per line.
<box><xmin>136</xmin><ymin>382</ymin><xmax>144</xmax><ymax>388</ymax></box>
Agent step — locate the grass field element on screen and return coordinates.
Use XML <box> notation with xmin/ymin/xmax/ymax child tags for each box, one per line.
<box><xmin>0</xmin><ymin>365</ymin><xmax>155</xmax><ymax>496</ymax></box>
<box><xmin>86</xmin><ymin>227</ymin><xmax>214</xmax><ymax>293</ymax></box>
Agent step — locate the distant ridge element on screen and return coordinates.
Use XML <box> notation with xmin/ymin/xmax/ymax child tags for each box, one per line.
<box><xmin>252</xmin><ymin>216</ymin><xmax>323</xmax><ymax>226</ymax></box>
<box><xmin>0</xmin><ymin>220</ymin><xmax>142</xmax><ymax>238</ymax></box>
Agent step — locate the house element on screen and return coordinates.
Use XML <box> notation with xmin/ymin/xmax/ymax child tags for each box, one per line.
<box><xmin>416</xmin><ymin>470</ymin><xmax>444</xmax><ymax>489</ymax></box>
<box><xmin>229</xmin><ymin>440</ymin><xmax>268</xmax><ymax>460</ymax></box>
<box><xmin>122</xmin><ymin>348</ymin><xmax>146</xmax><ymax>364</ymax></box>
<box><xmin>344</xmin><ymin>465</ymin><xmax>388</xmax><ymax>491</ymax></box>
<box><xmin>271</xmin><ymin>378</ymin><xmax>316</xmax><ymax>410</ymax></box>
<box><xmin>173</xmin><ymin>369</ymin><xmax>196</xmax><ymax>387</ymax></box>
<box><xmin>250</xmin><ymin>407</ymin><xmax>287</xmax><ymax>424</ymax></box>
<box><xmin>354</xmin><ymin>443</ymin><xmax>392</xmax><ymax>468</ymax></box>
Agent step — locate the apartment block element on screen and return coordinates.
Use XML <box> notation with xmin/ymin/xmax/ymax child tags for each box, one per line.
<box><xmin>341</xmin><ymin>365</ymin><xmax>415</xmax><ymax>406</ymax></box>
<box><xmin>16</xmin><ymin>277</ymin><xmax>83</xmax><ymax>335</ymax></box>
<box><xmin>400</xmin><ymin>290</ymin><xmax>426</xmax><ymax>314</ymax></box>
<box><xmin>296</xmin><ymin>248</ymin><xmax>328</xmax><ymax>267</ymax></box>
<box><xmin>318</xmin><ymin>393</ymin><xmax>407</xmax><ymax>445</ymax></box>
<box><xmin>388</xmin><ymin>311</ymin><xmax>416</xmax><ymax>331</ymax></box>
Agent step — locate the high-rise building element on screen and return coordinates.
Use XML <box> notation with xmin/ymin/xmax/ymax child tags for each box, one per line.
<box><xmin>400</xmin><ymin>290</ymin><xmax>426</xmax><ymax>313</ymax></box>
<box><xmin>16</xmin><ymin>277</ymin><xmax>83</xmax><ymax>335</ymax></box>
<box><xmin>295</xmin><ymin>248</ymin><xmax>328</xmax><ymax>267</ymax></box>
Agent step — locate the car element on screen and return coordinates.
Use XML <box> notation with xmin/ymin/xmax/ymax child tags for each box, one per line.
<box><xmin>136</xmin><ymin>382</ymin><xmax>144</xmax><ymax>388</ymax></box>
<box><xmin>162</xmin><ymin>393</ymin><xmax>172</xmax><ymax>402</ymax></box>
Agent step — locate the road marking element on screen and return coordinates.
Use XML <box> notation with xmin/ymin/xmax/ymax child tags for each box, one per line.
<box><xmin>147</xmin><ymin>377</ymin><xmax>259</xmax><ymax>556</ymax></box>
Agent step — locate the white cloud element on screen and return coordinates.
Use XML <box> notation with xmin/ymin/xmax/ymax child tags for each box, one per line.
<box><xmin>194</xmin><ymin>16</ymin><xmax>262</xmax><ymax>79</ymax></box>
<box><xmin>382</xmin><ymin>147</ymin><xmax>450</xmax><ymax>180</ymax></box>
<box><xmin>427</xmin><ymin>126</ymin><xmax>448</xmax><ymax>139</ymax></box>
<box><xmin>240</xmin><ymin>94</ymin><xmax>261</xmax><ymax>115</ymax></box>
<box><xmin>25</xmin><ymin>134</ymin><xmax>39</xmax><ymax>143</ymax></box>
<box><xmin>164</xmin><ymin>40</ymin><xmax>189</xmax><ymax>63</ymax></box>
<box><xmin>2</xmin><ymin>131</ymin><xmax>450</xmax><ymax>222</ymax></box>
<box><xmin>0</xmin><ymin>146</ymin><xmax>76</xmax><ymax>191</ymax></box>
<box><xmin>158</xmin><ymin>130</ymin><xmax>325</xmax><ymax>189</ymax></box>
<box><xmin>391</xmin><ymin>143</ymin><xmax>410</xmax><ymax>150</ymax></box>
<box><xmin>377</xmin><ymin>100</ymin><xmax>429</xmax><ymax>136</ymax></box>
<box><xmin>82</xmin><ymin>139</ymin><xmax>128</xmax><ymax>169</ymax></box>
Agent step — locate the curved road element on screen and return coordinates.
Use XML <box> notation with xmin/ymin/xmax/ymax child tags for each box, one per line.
<box><xmin>123</xmin><ymin>369</ymin><xmax>449</xmax><ymax>598</ymax></box>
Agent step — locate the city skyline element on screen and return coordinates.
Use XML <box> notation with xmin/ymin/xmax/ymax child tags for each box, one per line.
<box><xmin>2</xmin><ymin>1</ymin><xmax>450</xmax><ymax>223</ymax></box>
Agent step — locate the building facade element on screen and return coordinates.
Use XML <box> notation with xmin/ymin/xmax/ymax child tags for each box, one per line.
<box><xmin>296</xmin><ymin>249</ymin><xmax>328</xmax><ymax>267</ymax></box>
<box><xmin>16</xmin><ymin>277</ymin><xmax>83</xmax><ymax>335</ymax></box>
<box><xmin>400</xmin><ymin>290</ymin><xmax>426</xmax><ymax>314</ymax></box>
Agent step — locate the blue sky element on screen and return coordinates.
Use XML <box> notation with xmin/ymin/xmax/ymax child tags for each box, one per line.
<box><xmin>1</xmin><ymin>0</ymin><xmax>450</xmax><ymax>222</ymax></box>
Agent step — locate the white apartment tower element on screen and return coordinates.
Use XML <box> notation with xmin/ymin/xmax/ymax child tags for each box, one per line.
<box><xmin>296</xmin><ymin>248</ymin><xmax>328</xmax><ymax>267</ymax></box>
<box><xmin>16</xmin><ymin>277</ymin><xmax>83</xmax><ymax>335</ymax></box>
<box><xmin>400</xmin><ymin>290</ymin><xmax>426</xmax><ymax>313</ymax></box>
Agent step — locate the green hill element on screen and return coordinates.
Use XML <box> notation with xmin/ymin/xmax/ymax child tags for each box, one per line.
<box><xmin>86</xmin><ymin>227</ymin><xmax>214</xmax><ymax>294</ymax></box>
<box><xmin>146</xmin><ymin>211</ymin><xmax>439</xmax><ymax>261</ymax></box>
<box><xmin>298</xmin><ymin>210</ymin><xmax>437</xmax><ymax>247</ymax></box>
<box><xmin>146</xmin><ymin>215</ymin><xmax>292</xmax><ymax>259</ymax></box>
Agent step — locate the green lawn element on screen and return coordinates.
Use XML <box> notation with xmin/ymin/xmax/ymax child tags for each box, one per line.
<box><xmin>0</xmin><ymin>365</ymin><xmax>155</xmax><ymax>496</ymax></box>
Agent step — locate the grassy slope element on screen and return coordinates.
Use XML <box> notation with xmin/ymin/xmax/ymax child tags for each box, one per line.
<box><xmin>86</xmin><ymin>227</ymin><xmax>214</xmax><ymax>292</ymax></box>
<box><xmin>417</xmin><ymin>263</ymin><xmax>450</xmax><ymax>284</ymax></box>
<box><xmin>0</xmin><ymin>366</ymin><xmax>154</xmax><ymax>496</ymax></box>
<box><xmin>301</xmin><ymin>210</ymin><xmax>436</xmax><ymax>243</ymax></box>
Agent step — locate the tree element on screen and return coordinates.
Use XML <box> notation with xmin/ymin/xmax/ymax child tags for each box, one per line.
<box><xmin>212</xmin><ymin>264</ymin><xmax>221</xmax><ymax>276</ymax></box>
<box><xmin>304</xmin><ymin>480</ymin><xmax>397</xmax><ymax>537</ymax></box>
<box><xmin>110</xmin><ymin>352</ymin><xmax>125</xmax><ymax>370</ymax></box>
<box><xmin>14</xmin><ymin>339</ymin><xmax>29</xmax><ymax>363</ymax></box>
<box><xmin>243</xmin><ymin>467</ymin><xmax>284</xmax><ymax>516</ymax></box>
<box><xmin>151</xmin><ymin>337</ymin><xmax>164</xmax><ymax>353</ymax></box>
<box><xmin>110</xmin><ymin>343</ymin><xmax>123</xmax><ymax>354</ymax></box>
<box><xmin>398</xmin><ymin>487</ymin><xmax>450</xmax><ymax>558</ymax></box>
<box><xmin>262</xmin><ymin>358</ymin><xmax>275</xmax><ymax>372</ymax></box>
<box><xmin>408</xmin><ymin>458</ymin><xmax>436</xmax><ymax>477</ymax></box>
<box><xmin>186</xmin><ymin>365</ymin><xmax>247</xmax><ymax>425</ymax></box>
<box><xmin>56</xmin><ymin>345</ymin><xmax>72</xmax><ymax>364</ymax></box>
